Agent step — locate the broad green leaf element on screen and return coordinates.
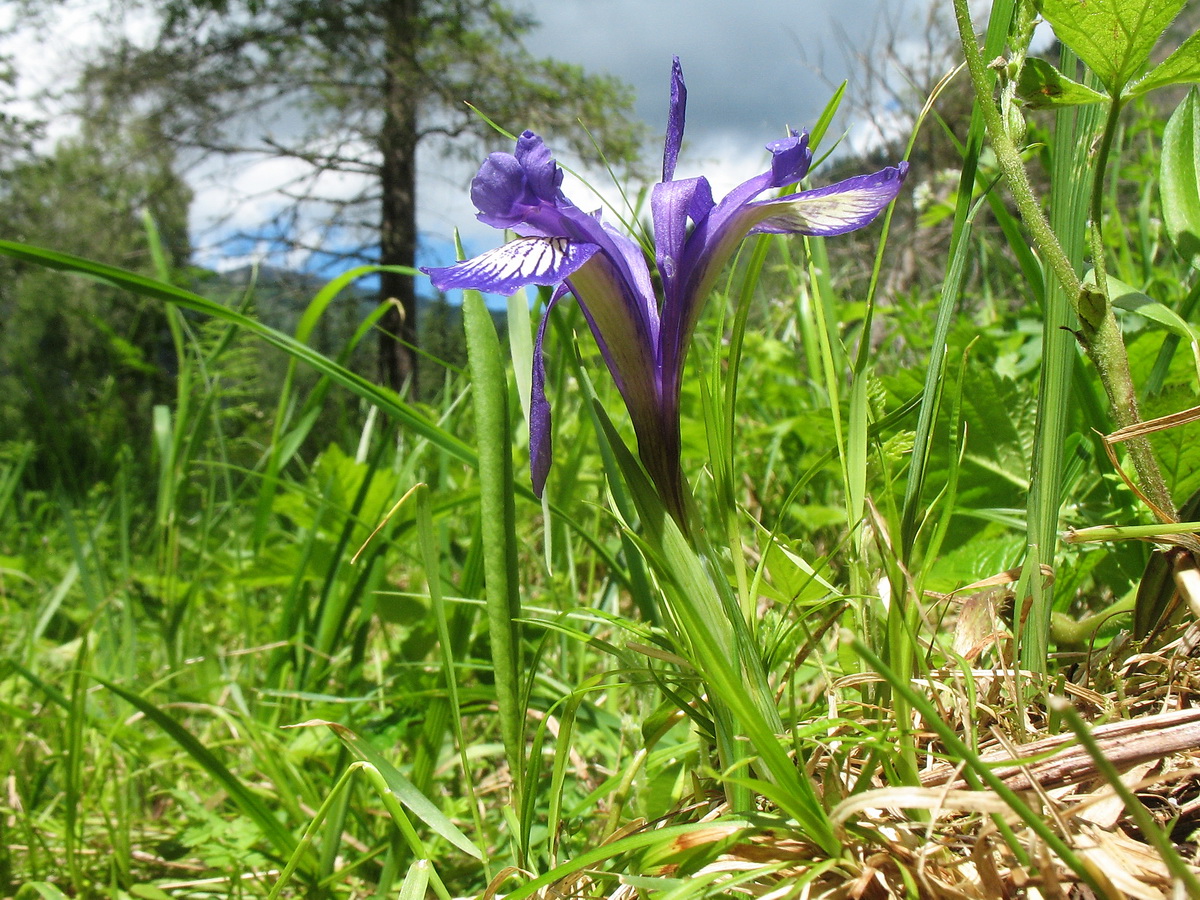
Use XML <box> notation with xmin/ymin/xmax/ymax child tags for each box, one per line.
<box><xmin>1162</xmin><ymin>87</ymin><xmax>1200</xmax><ymax>264</ymax></box>
<box><xmin>1094</xmin><ymin>269</ymin><xmax>1200</xmax><ymax>336</ymax></box>
<box><xmin>1089</xmin><ymin>271</ymin><xmax>1200</xmax><ymax>386</ymax></box>
<box><xmin>318</xmin><ymin>720</ymin><xmax>482</xmax><ymax>859</ymax></box>
<box><xmin>1041</xmin><ymin>0</ymin><xmax>1186</xmax><ymax>93</ymax></box>
<box><xmin>1017</xmin><ymin>57</ymin><xmax>1108</xmax><ymax>108</ymax></box>
<box><xmin>1127</xmin><ymin>29</ymin><xmax>1200</xmax><ymax>96</ymax></box>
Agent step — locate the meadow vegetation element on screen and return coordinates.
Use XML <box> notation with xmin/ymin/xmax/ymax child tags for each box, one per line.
<box><xmin>3</xmin><ymin>1</ymin><xmax>1200</xmax><ymax>898</ymax></box>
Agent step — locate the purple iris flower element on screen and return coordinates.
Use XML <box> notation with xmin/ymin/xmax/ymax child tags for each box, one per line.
<box><xmin>423</xmin><ymin>57</ymin><xmax>907</xmax><ymax>522</ymax></box>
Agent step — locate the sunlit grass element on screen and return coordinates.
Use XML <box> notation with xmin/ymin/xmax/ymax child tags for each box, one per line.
<box><xmin>5</xmin><ymin>4</ymin><xmax>1200</xmax><ymax>896</ymax></box>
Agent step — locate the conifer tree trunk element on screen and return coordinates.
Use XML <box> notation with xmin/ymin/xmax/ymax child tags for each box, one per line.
<box><xmin>378</xmin><ymin>0</ymin><xmax>420</xmax><ymax>396</ymax></box>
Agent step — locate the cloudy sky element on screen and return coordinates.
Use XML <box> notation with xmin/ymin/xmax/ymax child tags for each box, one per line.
<box><xmin>2</xmin><ymin>0</ymin><xmax>930</xmax><ymax>275</ymax></box>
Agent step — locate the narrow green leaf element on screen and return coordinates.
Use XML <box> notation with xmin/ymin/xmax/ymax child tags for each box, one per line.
<box><xmin>15</xmin><ymin>884</ymin><xmax>71</xmax><ymax>900</ymax></box>
<box><xmin>852</xmin><ymin>640</ymin><xmax>1105</xmax><ymax>893</ymax></box>
<box><xmin>1041</xmin><ymin>0</ymin><xmax>1186</xmax><ymax>93</ymax></box>
<box><xmin>1127</xmin><ymin>29</ymin><xmax>1200</xmax><ymax>96</ymax></box>
<box><xmin>397</xmin><ymin>861</ymin><xmax>432</xmax><ymax>900</ymax></box>
<box><xmin>507</xmin><ymin>291</ymin><xmax>535</xmax><ymax>425</ymax></box>
<box><xmin>1020</xmin><ymin>47</ymin><xmax>1097</xmax><ymax>680</ymax></box>
<box><xmin>1162</xmin><ymin>87</ymin><xmax>1200</xmax><ymax>264</ymax></box>
<box><xmin>1055</xmin><ymin>701</ymin><xmax>1200</xmax><ymax>894</ymax></box>
<box><xmin>1017</xmin><ymin>57</ymin><xmax>1108</xmax><ymax>108</ymax></box>
<box><xmin>319</xmin><ymin>721</ymin><xmax>482</xmax><ymax>860</ymax></box>
<box><xmin>415</xmin><ymin>484</ymin><xmax>490</xmax><ymax>873</ymax></box>
<box><xmin>462</xmin><ymin>290</ymin><xmax>526</xmax><ymax>815</ymax></box>
<box><xmin>501</xmin><ymin>820</ymin><xmax>753</xmax><ymax>900</ymax></box>
<box><xmin>593</xmin><ymin>406</ymin><xmax>837</xmax><ymax>853</ymax></box>
<box><xmin>902</xmin><ymin>0</ymin><xmax>1020</xmax><ymax>560</ymax></box>
<box><xmin>808</xmin><ymin>81</ymin><xmax>845</xmax><ymax>148</ymax></box>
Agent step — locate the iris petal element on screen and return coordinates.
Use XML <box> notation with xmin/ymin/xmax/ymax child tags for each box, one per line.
<box><xmin>767</xmin><ymin>130</ymin><xmax>812</xmax><ymax>187</ymax></box>
<box><xmin>663</xmin><ymin>57</ymin><xmax>687</xmax><ymax>182</ymax></box>
<box><xmin>530</xmin><ymin>286</ymin><xmax>569</xmax><ymax>495</ymax></box>
<box><xmin>750</xmin><ymin>163</ymin><xmax>909</xmax><ymax>236</ymax></box>
<box><xmin>471</xmin><ymin>153</ymin><xmax>530</xmax><ymax>227</ymax></box>
<box><xmin>515</xmin><ymin>131</ymin><xmax>563</xmax><ymax>203</ymax></box>
<box><xmin>424</xmin><ymin>55</ymin><xmax>907</xmax><ymax>521</ymax></box>
<box><xmin>422</xmin><ymin>237</ymin><xmax>600</xmax><ymax>297</ymax></box>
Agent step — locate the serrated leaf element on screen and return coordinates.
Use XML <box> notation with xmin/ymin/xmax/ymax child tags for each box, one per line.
<box><xmin>1162</xmin><ymin>87</ymin><xmax>1200</xmax><ymax>264</ymax></box>
<box><xmin>1128</xmin><ymin>29</ymin><xmax>1200</xmax><ymax>96</ymax></box>
<box><xmin>1017</xmin><ymin>57</ymin><xmax>1108</xmax><ymax>108</ymax></box>
<box><xmin>1041</xmin><ymin>0</ymin><xmax>1187</xmax><ymax>94</ymax></box>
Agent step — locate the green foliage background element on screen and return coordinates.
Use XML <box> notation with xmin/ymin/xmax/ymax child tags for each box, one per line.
<box><xmin>2</xmin><ymin>1</ymin><xmax>1200</xmax><ymax>897</ymax></box>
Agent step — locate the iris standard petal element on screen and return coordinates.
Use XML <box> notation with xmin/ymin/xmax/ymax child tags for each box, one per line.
<box><xmin>750</xmin><ymin>162</ymin><xmax>910</xmax><ymax>236</ymax></box>
<box><xmin>422</xmin><ymin>237</ymin><xmax>600</xmax><ymax>297</ymax></box>
<box><xmin>663</xmin><ymin>57</ymin><xmax>687</xmax><ymax>183</ymax></box>
<box><xmin>652</xmin><ymin>177</ymin><xmax>713</xmax><ymax>290</ymax></box>
<box><xmin>652</xmin><ymin>175</ymin><xmax>714</xmax><ymax>383</ymax></box>
<box><xmin>661</xmin><ymin>161</ymin><xmax>908</xmax><ymax>401</ymax></box>
<box><xmin>515</xmin><ymin>131</ymin><xmax>563</xmax><ymax>203</ymax></box>
<box><xmin>471</xmin><ymin>153</ymin><xmax>531</xmax><ymax>227</ymax></box>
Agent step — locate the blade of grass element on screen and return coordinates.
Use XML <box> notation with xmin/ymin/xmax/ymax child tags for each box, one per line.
<box><xmin>415</xmin><ymin>483</ymin><xmax>491</xmax><ymax>877</ymax></box>
<box><xmin>1052</xmin><ymin>699</ymin><xmax>1200</xmax><ymax>894</ymax></box>
<box><xmin>0</xmin><ymin>239</ymin><xmax>478</xmax><ymax>469</ymax></box>
<box><xmin>311</xmin><ymin>721</ymin><xmax>481</xmax><ymax>861</ymax></box>
<box><xmin>1023</xmin><ymin>48</ymin><xmax>1099</xmax><ymax>681</ymax></box>
<box><xmin>900</xmin><ymin>0</ymin><xmax>1016</xmax><ymax>560</ymax></box>
<box><xmin>595</xmin><ymin>407</ymin><xmax>837</xmax><ymax>853</ymax></box>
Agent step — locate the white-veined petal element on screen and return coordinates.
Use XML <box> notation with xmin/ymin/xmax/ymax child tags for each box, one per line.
<box><xmin>423</xmin><ymin>237</ymin><xmax>600</xmax><ymax>296</ymax></box>
<box><xmin>750</xmin><ymin>163</ymin><xmax>908</xmax><ymax>236</ymax></box>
